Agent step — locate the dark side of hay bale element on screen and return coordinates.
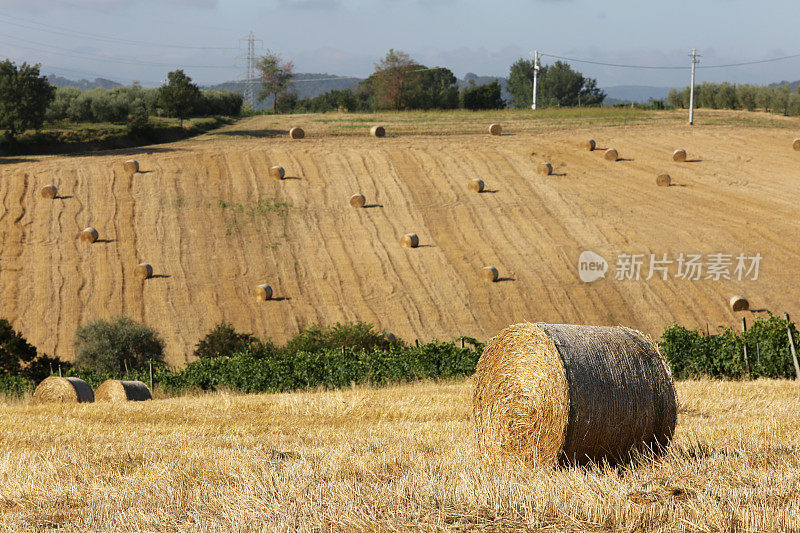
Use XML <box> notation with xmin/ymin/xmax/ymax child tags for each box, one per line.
<box><xmin>350</xmin><ymin>194</ymin><xmax>366</xmax><ymax>208</ymax></box>
<box><xmin>269</xmin><ymin>166</ymin><xmax>286</xmax><ymax>180</ymax></box>
<box><xmin>123</xmin><ymin>160</ymin><xmax>139</xmax><ymax>174</ymax></box>
<box><xmin>584</xmin><ymin>139</ymin><xmax>596</xmax><ymax>151</ymax></box>
<box><xmin>80</xmin><ymin>227</ymin><xmax>99</xmax><ymax>243</ymax></box>
<box><xmin>370</xmin><ymin>126</ymin><xmax>386</xmax><ymax>138</ymax></box>
<box><xmin>40</xmin><ymin>184</ymin><xmax>58</xmax><ymax>199</ymax></box>
<box><xmin>656</xmin><ymin>173</ymin><xmax>672</xmax><ymax>187</ymax></box>
<box><xmin>468</xmin><ymin>179</ymin><xmax>485</xmax><ymax>193</ymax></box>
<box><xmin>401</xmin><ymin>233</ymin><xmax>419</xmax><ymax>248</ymax></box>
<box><xmin>537</xmin><ymin>162</ymin><xmax>553</xmax><ymax>176</ymax></box>
<box><xmin>254</xmin><ymin>284</ymin><xmax>273</xmax><ymax>301</ymax></box>
<box><xmin>289</xmin><ymin>127</ymin><xmax>305</xmax><ymax>139</ymax></box>
<box><xmin>489</xmin><ymin>124</ymin><xmax>502</xmax><ymax>136</ymax></box>
<box><xmin>793</xmin><ymin>139</ymin><xmax>800</xmax><ymax>151</ymax></box>
<box><xmin>604</xmin><ymin>148</ymin><xmax>619</xmax><ymax>162</ymax></box>
<box><xmin>672</xmin><ymin>149</ymin><xmax>687</xmax><ymax>163</ymax></box>
<box><xmin>730</xmin><ymin>295</ymin><xmax>749</xmax><ymax>312</ymax></box>
<box><xmin>95</xmin><ymin>380</ymin><xmax>152</xmax><ymax>402</ymax></box>
<box><xmin>33</xmin><ymin>376</ymin><xmax>94</xmax><ymax>404</ymax></box>
<box><xmin>473</xmin><ymin>322</ymin><xmax>677</xmax><ymax>467</ymax></box>
<box><xmin>482</xmin><ymin>266</ymin><xmax>499</xmax><ymax>282</ymax></box>
<box><xmin>136</xmin><ymin>263</ymin><xmax>153</xmax><ymax>279</ymax></box>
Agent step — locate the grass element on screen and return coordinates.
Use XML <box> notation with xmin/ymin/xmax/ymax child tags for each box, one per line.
<box><xmin>1</xmin><ymin>378</ymin><xmax>798</xmax><ymax>531</ymax></box>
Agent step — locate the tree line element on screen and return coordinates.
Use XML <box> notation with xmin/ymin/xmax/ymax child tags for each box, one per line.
<box><xmin>668</xmin><ymin>82</ymin><xmax>800</xmax><ymax>115</ymax></box>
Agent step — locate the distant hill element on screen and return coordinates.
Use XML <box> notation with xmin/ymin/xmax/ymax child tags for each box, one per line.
<box><xmin>602</xmin><ymin>85</ymin><xmax>673</xmax><ymax>104</ymax></box>
<box><xmin>768</xmin><ymin>80</ymin><xmax>800</xmax><ymax>90</ymax></box>
<box><xmin>46</xmin><ymin>75</ymin><xmax>121</xmax><ymax>90</ymax></box>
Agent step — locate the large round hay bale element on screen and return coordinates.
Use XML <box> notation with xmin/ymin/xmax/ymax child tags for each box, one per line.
<box><xmin>672</xmin><ymin>149</ymin><xmax>687</xmax><ymax>163</ymax></box>
<box><xmin>123</xmin><ymin>160</ymin><xmax>139</xmax><ymax>174</ymax></box>
<box><xmin>33</xmin><ymin>376</ymin><xmax>94</xmax><ymax>404</ymax></box>
<box><xmin>730</xmin><ymin>295</ymin><xmax>749</xmax><ymax>312</ymax></box>
<box><xmin>656</xmin><ymin>173</ymin><xmax>672</xmax><ymax>187</ymax></box>
<box><xmin>468</xmin><ymin>179</ymin><xmax>485</xmax><ymax>193</ymax></box>
<box><xmin>80</xmin><ymin>227</ymin><xmax>99</xmax><ymax>243</ymax></box>
<box><xmin>400</xmin><ymin>233</ymin><xmax>419</xmax><ymax>248</ymax></box>
<box><xmin>583</xmin><ymin>139</ymin><xmax>596</xmax><ymax>151</ymax></box>
<box><xmin>289</xmin><ymin>127</ymin><xmax>305</xmax><ymax>139</ymax></box>
<box><xmin>473</xmin><ymin>322</ymin><xmax>677</xmax><ymax>467</ymax></box>
<box><xmin>349</xmin><ymin>194</ymin><xmax>366</xmax><ymax>208</ymax></box>
<box><xmin>254</xmin><ymin>284</ymin><xmax>273</xmax><ymax>301</ymax></box>
<box><xmin>604</xmin><ymin>148</ymin><xmax>619</xmax><ymax>161</ymax></box>
<box><xmin>489</xmin><ymin>124</ymin><xmax>502</xmax><ymax>136</ymax></box>
<box><xmin>95</xmin><ymin>380</ymin><xmax>152</xmax><ymax>402</ymax></box>
<box><xmin>370</xmin><ymin>126</ymin><xmax>386</xmax><ymax>138</ymax></box>
<box><xmin>40</xmin><ymin>184</ymin><xmax>58</xmax><ymax>199</ymax></box>
<box><xmin>537</xmin><ymin>162</ymin><xmax>553</xmax><ymax>176</ymax></box>
<box><xmin>793</xmin><ymin>139</ymin><xmax>800</xmax><ymax>151</ymax></box>
<box><xmin>482</xmin><ymin>266</ymin><xmax>499</xmax><ymax>282</ymax></box>
<box><xmin>136</xmin><ymin>263</ymin><xmax>153</xmax><ymax>279</ymax></box>
<box><xmin>269</xmin><ymin>166</ymin><xmax>286</xmax><ymax>180</ymax></box>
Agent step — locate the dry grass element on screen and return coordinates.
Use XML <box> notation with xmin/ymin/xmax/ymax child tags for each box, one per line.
<box><xmin>1</xmin><ymin>379</ymin><xmax>799</xmax><ymax>531</ymax></box>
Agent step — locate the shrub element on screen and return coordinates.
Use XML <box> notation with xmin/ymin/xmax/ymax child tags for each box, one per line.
<box><xmin>74</xmin><ymin>316</ymin><xmax>165</xmax><ymax>373</ymax></box>
<box><xmin>283</xmin><ymin>322</ymin><xmax>398</xmax><ymax>357</ymax></box>
<box><xmin>461</xmin><ymin>80</ymin><xmax>505</xmax><ymax>110</ymax></box>
<box><xmin>193</xmin><ymin>322</ymin><xmax>259</xmax><ymax>359</ymax></box>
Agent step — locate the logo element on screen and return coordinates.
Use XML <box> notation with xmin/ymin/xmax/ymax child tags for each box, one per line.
<box><xmin>578</xmin><ymin>251</ymin><xmax>608</xmax><ymax>283</ymax></box>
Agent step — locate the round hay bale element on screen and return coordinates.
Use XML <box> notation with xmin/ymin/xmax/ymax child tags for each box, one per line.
<box><xmin>385</xmin><ymin>332</ymin><xmax>397</xmax><ymax>343</ymax></box>
<box><xmin>349</xmin><ymin>194</ymin><xmax>366</xmax><ymax>208</ymax></box>
<box><xmin>269</xmin><ymin>166</ymin><xmax>286</xmax><ymax>181</ymax></box>
<box><xmin>489</xmin><ymin>124</ymin><xmax>502</xmax><ymax>136</ymax></box>
<box><xmin>793</xmin><ymin>138</ymin><xmax>800</xmax><ymax>151</ymax></box>
<box><xmin>254</xmin><ymin>284</ymin><xmax>273</xmax><ymax>301</ymax></box>
<box><xmin>482</xmin><ymin>266</ymin><xmax>499</xmax><ymax>282</ymax></box>
<box><xmin>95</xmin><ymin>380</ymin><xmax>152</xmax><ymax>402</ymax></box>
<box><xmin>730</xmin><ymin>295</ymin><xmax>749</xmax><ymax>312</ymax></box>
<box><xmin>672</xmin><ymin>149</ymin><xmax>687</xmax><ymax>163</ymax></box>
<box><xmin>656</xmin><ymin>173</ymin><xmax>672</xmax><ymax>187</ymax></box>
<box><xmin>40</xmin><ymin>184</ymin><xmax>58</xmax><ymax>199</ymax></box>
<box><xmin>370</xmin><ymin>126</ymin><xmax>386</xmax><ymax>138</ymax></box>
<box><xmin>604</xmin><ymin>148</ymin><xmax>619</xmax><ymax>162</ymax></box>
<box><xmin>537</xmin><ymin>162</ymin><xmax>553</xmax><ymax>176</ymax></box>
<box><xmin>136</xmin><ymin>263</ymin><xmax>153</xmax><ymax>279</ymax></box>
<box><xmin>289</xmin><ymin>127</ymin><xmax>305</xmax><ymax>139</ymax></box>
<box><xmin>400</xmin><ymin>233</ymin><xmax>419</xmax><ymax>248</ymax></box>
<box><xmin>80</xmin><ymin>227</ymin><xmax>99</xmax><ymax>243</ymax></box>
<box><xmin>468</xmin><ymin>179</ymin><xmax>485</xmax><ymax>193</ymax></box>
<box><xmin>473</xmin><ymin>322</ymin><xmax>677</xmax><ymax>467</ymax></box>
<box><xmin>33</xmin><ymin>376</ymin><xmax>94</xmax><ymax>404</ymax></box>
<box><xmin>123</xmin><ymin>160</ymin><xmax>139</xmax><ymax>174</ymax></box>
<box><xmin>583</xmin><ymin>139</ymin><xmax>596</xmax><ymax>151</ymax></box>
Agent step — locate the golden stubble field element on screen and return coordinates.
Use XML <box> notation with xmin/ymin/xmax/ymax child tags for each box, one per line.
<box><xmin>0</xmin><ymin>378</ymin><xmax>799</xmax><ymax>531</ymax></box>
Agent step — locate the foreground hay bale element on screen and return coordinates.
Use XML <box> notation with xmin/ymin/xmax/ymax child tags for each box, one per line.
<box><xmin>793</xmin><ymin>139</ymin><xmax>800</xmax><ymax>151</ymax></box>
<box><xmin>672</xmin><ymin>149</ymin><xmax>687</xmax><ymax>162</ymax></box>
<box><xmin>489</xmin><ymin>124</ymin><xmax>502</xmax><ymax>136</ymax></box>
<box><xmin>656</xmin><ymin>173</ymin><xmax>672</xmax><ymax>187</ymax></box>
<box><xmin>33</xmin><ymin>376</ymin><xmax>94</xmax><ymax>404</ymax></box>
<box><xmin>604</xmin><ymin>148</ymin><xmax>619</xmax><ymax>161</ymax></box>
<box><xmin>123</xmin><ymin>160</ymin><xmax>139</xmax><ymax>174</ymax></box>
<box><xmin>482</xmin><ymin>266</ymin><xmax>499</xmax><ymax>282</ymax></box>
<box><xmin>95</xmin><ymin>380</ymin><xmax>152</xmax><ymax>402</ymax></box>
<box><xmin>537</xmin><ymin>162</ymin><xmax>553</xmax><ymax>176</ymax></box>
<box><xmin>474</xmin><ymin>322</ymin><xmax>677</xmax><ymax>467</ymax></box>
<box><xmin>289</xmin><ymin>127</ymin><xmax>305</xmax><ymax>139</ymax></box>
<box><xmin>468</xmin><ymin>179</ymin><xmax>485</xmax><ymax>193</ymax></box>
<box><xmin>40</xmin><ymin>184</ymin><xmax>58</xmax><ymax>199</ymax></box>
<box><xmin>349</xmin><ymin>194</ymin><xmax>366</xmax><ymax>208</ymax></box>
<box><xmin>583</xmin><ymin>139</ymin><xmax>596</xmax><ymax>151</ymax></box>
<box><xmin>401</xmin><ymin>233</ymin><xmax>419</xmax><ymax>248</ymax></box>
<box><xmin>269</xmin><ymin>166</ymin><xmax>286</xmax><ymax>180</ymax></box>
<box><xmin>370</xmin><ymin>126</ymin><xmax>386</xmax><ymax>138</ymax></box>
<box><xmin>730</xmin><ymin>295</ymin><xmax>749</xmax><ymax>312</ymax></box>
<box><xmin>136</xmin><ymin>263</ymin><xmax>153</xmax><ymax>279</ymax></box>
<box><xmin>80</xmin><ymin>227</ymin><xmax>99</xmax><ymax>243</ymax></box>
<box><xmin>254</xmin><ymin>284</ymin><xmax>273</xmax><ymax>301</ymax></box>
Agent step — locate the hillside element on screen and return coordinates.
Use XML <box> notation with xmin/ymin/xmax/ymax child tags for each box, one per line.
<box><xmin>1</xmin><ymin>108</ymin><xmax>799</xmax><ymax>364</ymax></box>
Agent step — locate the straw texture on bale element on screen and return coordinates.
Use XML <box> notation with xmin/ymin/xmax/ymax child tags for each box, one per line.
<box><xmin>537</xmin><ymin>162</ymin><xmax>553</xmax><ymax>176</ymax></box>
<box><xmin>672</xmin><ymin>149</ymin><xmax>687</xmax><ymax>162</ymax></box>
<box><xmin>80</xmin><ymin>227</ymin><xmax>99</xmax><ymax>243</ymax></box>
<box><xmin>289</xmin><ymin>127</ymin><xmax>305</xmax><ymax>139</ymax></box>
<box><xmin>793</xmin><ymin>138</ymin><xmax>800</xmax><ymax>151</ymax></box>
<box><xmin>481</xmin><ymin>266</ymin><xmax>499</xmax><ymax>282</ymax></box>
<box><xmin>370</xmin><ymin>126</ymin><xmax>386</xmax><ymax>138</ymax></box>
<box><xmin>95</xmin><ymin>380</ymin><xmax>152</xmax><ymax>402</ymax></box>
<box><xmin>401</xmin><ymin>233</ymin><xmax>419</xmax><ymax>248</ymax></box>
<box><xmin>40</xmin><ymin>184</ymin><xmax>58</xmax><ymax>199</ymax></box>
<box><xmin>136</xmin><ymin>263</ymin><xmax>153</xmax><ymax>279</ymax></box>
<box><xmin>269</xmin><ymin>166</ymin><xmax>286</xmax><ymax>180</ymax></box>
<box><xmin>604</xmin><ymin>148</ymin><xmax>619</xmax><ymax>161</ymax></box>
<box><xmin>468</xmin><ymin>179</ymin><xmax>485</xmax><ymax>193</ymax></box>
<box><xmin>584</xmin><ymin>139</ymin><xmax>596</xmax><ymax>151</ymax></box>
<box><xmin>254</xmin><ymin>284</ymin><xmax>273</xmax><ymax>301</ymax></box>
<box><xmin>33</xmin><ymin>376</ymin><xmax>94</xmax><ymax>404</ymax></box>
<box><xmin>473</xmin><ymin>322</ymin><xmax>677</xmax><ymax>467</ymax></box>
<box><xmin>656</xmin><ymin>173</ymin><xmax>672</xmax><ymax>187</ymax></box>
<box><xmin>349</xmin><ymin>194</ymin><xmax>366</xmax><ymax>208</ymax></box>
<box><xmin>489</xmin><ymin>124</ymin><xmax>502</xmax><ymax>136</ymax></box>
<box><xmin>730</xmin><ymin>295</ymin><xmax>749</xmax><ymax>312</ymax></box>
<box><xmin>123</xmin><ymin>160</ymin><xmax>139</xmax><ymax>173</ymax></box>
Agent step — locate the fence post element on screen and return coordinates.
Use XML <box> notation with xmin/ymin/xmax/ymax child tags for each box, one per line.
<box><xmin>742</xmin><ymin>317</ymin><xmax>750</xmax><ymax>377</ymax></box>
<box><xmin>58</xmin><ymin>364</ymin><xmax>62</xmax><ymax>377</ymax></box>
<box><xmin>49</xmin><ymin>362</ymin><xmax>53</xmax><ymax>376</ymax></box>
<box><xmin>149</xmin><ymin>361</ymin><xmax>153</xmax><ymax>391</ymax></box>
<box><xmin>786</xmin><ymin>313</ymin><xmax>800</xmax><ymax>380</ymax></box>
<box><xmin>415</xmin><ymin>339</ymin><xmax>419</xmax><ymax>348</ymax></box>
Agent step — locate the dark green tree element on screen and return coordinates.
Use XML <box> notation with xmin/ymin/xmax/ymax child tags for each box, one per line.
<box><xmin>0</xmin><ymin>318</ymin><xmax>37</xmax><ymax>376</ymax></box>
<box><xmin>0</xmin><ymin>60</ymin><xmax>55</xmax><ymax>137</ymax></box>
<box><xmin>507</xmin><ymin>58</ymin><xmax>605</xmax><ymax>108</ymax></box>
<box><xmin>193</xmin><ymin>323</ymin><xmax>258</xmax><ymax>359</ymax></box>
<box><xmin>157</xmin><ymin>69</ymin><xmax>201</xmax><ymax>126</ymax></box>
<box><xmin>507</xmin><ymin>58</ymin><xmax>536</xmax><ymax>108</ymax></box>
<box><xmin>74</xmin><ymin>316</ymin><xmax>164</xmax><ymax>373</ymax></box>
<box><xmin>461</xmin><ymin>80</ymin><xmax>505</xmax><ymax>110</ymax></box>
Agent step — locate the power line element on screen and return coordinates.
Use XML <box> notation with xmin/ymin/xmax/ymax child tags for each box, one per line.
<box><xmin>539</xmin><ymin>50</ymin><xmax>800</xmax><ymax>70</ymax></box>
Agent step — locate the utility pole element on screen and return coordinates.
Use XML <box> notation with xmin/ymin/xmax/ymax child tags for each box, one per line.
<box><xmin>688</xmin><ymin>48</ymin><xmax>700</xmax><ymax>125</ymax></box>
<box><xmin>239</xmin><ymin>32</ymin><xmax>263</xmax><ymax>110</ymax></box>
<box><xmin>531</xmin><ymin>50</ymin><xmax>540</xmax><ymax>111</ymax></box>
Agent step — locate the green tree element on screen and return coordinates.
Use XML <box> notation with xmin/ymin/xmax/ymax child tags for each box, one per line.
<box><xmin>157</xmin><ymin>69</ymin><xmax>201</xmax><ymax>126</ymax></box>
<box><xmin>0</xmin><ymin>319</ymin><xmax>37</xmax><ymax>376</ymax></box>
<box><xmin>257</xmin><ymin>51</ymin><xmax>295</xmax><ymax>112</ymax></box>
<box><xmin>0</xmin><ymin>60</ymin><xmax>55</xmax><ymax>137</ymax></box>
<box><xmin>74</xmin><ymin>316</ymin><xmax>164</xmax><ymax>373</ymax></box>
<box><xmin>193</xmin><ymin>323</ymin><xmax>258</xmax><ymax>359</ymax></box>
<box><xmin>364</xmin><ymin>49</ymin><xmax>420</xmax><ymax>110</ymax></box>
<box><xmin>461</xmin><ymin>80</ymin><xmax>505</xmax><ymax>110</ymax></box>
<box><xmin>507</xmin><ymin>58</ymin><xmax>604</xmax><ymax>109</ymax></box>
<box><xmin>507</xmin><ymin>58</ymin><xmax>536</xmax><ymax>108</ymax></box>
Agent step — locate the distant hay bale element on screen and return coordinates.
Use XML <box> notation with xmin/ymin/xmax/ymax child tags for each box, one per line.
<box><xmin>95</xmin><ymin>380</ymin><xmax>152</xmax><ymax>402</ymax></box>
<box><xmin>672</xmin><ymin>149</ymin><xmax>687</xmax><ymax>162</ymax></box>
<box><xmin>289</xmin><ymin>127</ymin><xmax>305</xmax><ymax>139</ymax></box>
<box><xmin>80</xmin><ymin>227</ymin><xmax>99</xmax><ymax>243</ymax></box>
<box><xmin>604</xmin><ymin>148</ymin><xmax>619</xmax><ymax>161</ymax></box>
<box><xmin>136</xmin><ymin>263</ymin><xmax>153</xmax><ymax>279</ymax></box>
<box><xmin>40</xmin><ymin>184</ymin><xmax>58</xmax><ymax>199</ymax></box>
<box><xmin>349</xmin><ymin>194</ymin><xmax>366</xmax><ymax>208</ymax></box>
<box><xmin>489</xmin><ymin>124</ymin><xmax>502</xmax><ymax>136</ymax></box>
<box><xmin>254</xmin><ymin>284</ymin><xmax>273</xmax><ymax>301</ymax></box>
<box><xmin>537</xmin><ymin>162</ymin><xmax>553</xmax><ymax>176</ymax></box>
<box><xmin>482</xmin><ymin>266</ymin><xmax>499</xmax><ymax>282</ymax></box>
<box><xmin>468</xmin><ymin>179</ymin><xmax>485</xmax><ymax>193</ymax></box>
<box><xmin>370</xmin><ymin>126</ymin><xmax>386</xmax><ymax>138</ymax></box>
<box><xmin>401</xmin><ymin>233</ymin><xmax>419</xmax><ymax>248</ymax></box>
<box><xmin>269</xmin><ymin>166</ymin><xmax>286</xmax><ymax>180</ymax></box>
<box><xmin>33</xmin><ymin>376</ymin><xmax>94</xmax><ymax>404</ymax></box>
<box><xmin>123</xmin><ymin>160</ymin><xmax>139</xmax><ymax>173</ymax></box>
<box><xmin>730</xmin><ymin>295</ymin><xmax>749</xmax><ymax>312</ymax></box>
<box><xmin>656</xmin><ymin>173</ymin><xmax>672</xmax><ymax>187</ymax></box>
<box><xmin>793</xmin><ymin>139</ymin><xmax>800</xmax><ymax>151</ymax></box>
<box><xmin>473</xmin><ymin>323</ymin><xmax>677</xmax><ymax>467</ymax></box>
<box><xmin>583</xmin><ymin>139</ymin><xmax>596</xmax><ymax>151</ymax></box>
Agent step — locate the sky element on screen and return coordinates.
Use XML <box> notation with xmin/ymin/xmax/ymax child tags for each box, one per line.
<box><xmin>1</xmin><ymin>0</ymin><xmax>799</xmax><ymax>88</ymax></box>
